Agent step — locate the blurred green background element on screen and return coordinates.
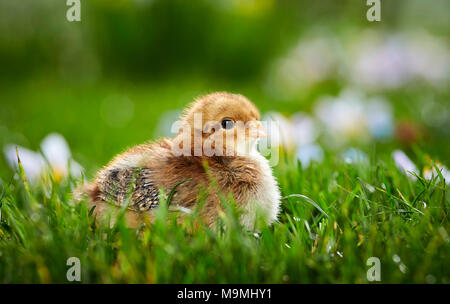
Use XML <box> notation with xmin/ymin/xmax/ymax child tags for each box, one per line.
<box><xmin>0</xmin><ymin>0</ymin><xmax>449</xmax><ymax>177</ymax></box>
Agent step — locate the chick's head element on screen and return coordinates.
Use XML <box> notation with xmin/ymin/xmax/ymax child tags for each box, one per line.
<box><xmin>176</xmin><ymin>92</ymin><xmax>267</xmax><ymax>157</ymax></box>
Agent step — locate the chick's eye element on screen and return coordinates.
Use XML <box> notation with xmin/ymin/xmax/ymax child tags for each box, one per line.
<box><xmin>221</xmin><ymin>119</ymin><xmax>234</xmax><ymax>130</ymax></box>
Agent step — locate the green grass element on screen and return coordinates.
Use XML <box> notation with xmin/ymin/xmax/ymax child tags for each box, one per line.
<box><xmin>0</xmin><ymin>146</ymin><xmax>448</xmax><ymax>283</ymax></box>
<box><xmin>0</xmin><ymin>79</ymin><xmax>448</xmax><ymax>283</ymax></box>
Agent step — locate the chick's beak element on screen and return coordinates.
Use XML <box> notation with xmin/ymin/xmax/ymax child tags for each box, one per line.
<box><xmin>248</xmin><ymin>121</ymin><xmax>268</xmax><ymax>138</ymax></box>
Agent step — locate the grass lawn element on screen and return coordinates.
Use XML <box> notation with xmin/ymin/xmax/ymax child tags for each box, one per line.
<box><xmin>0</xmin><ymin>80</ymin><xmax>448</xmax><ymax>283</ymax></box>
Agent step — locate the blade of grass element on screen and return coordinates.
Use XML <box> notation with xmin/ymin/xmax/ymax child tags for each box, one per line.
<box><xmin>167</xmin><ymin>178</ymin><xmax>192</xmax><ymax>206</ymax></box>
<box><xmin>282</xmin><ymin>194</ymin><xmax>329</xmax><ymax>219</ymax></box>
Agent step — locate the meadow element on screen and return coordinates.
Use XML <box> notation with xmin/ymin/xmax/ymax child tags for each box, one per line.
<box><xmin>0</xmin><ymin>0</ymin><xmax>449</xmax><ymax>284</ymax></box>
<box><xmin>0</xmin><ymin>77</ymin><xmax>448</xmax><ymax>284</ymax></box>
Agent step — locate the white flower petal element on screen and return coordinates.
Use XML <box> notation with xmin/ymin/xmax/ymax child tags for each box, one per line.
<box><xmin>3</xmin><ymin>144</ymin><xmax>46</xmax><ymax>181</ymax></box>
<box><xmin>341</xmin><ymin>148</ymin><xmax>368</xmax><ymax>164</ymax></box>
<box><xmin>40</xmin><ymin>133</ymin><xmax>71</xmax><ymax>174</ymax></box>
<box><xmin>296</xmin><ymin>144</ymin><xmax>324</xmax><ymax>168</ymax></box>
<box><xmin>424</xmin><ymin>164</ymin><xmax>450</xmax><ymax>185</ymax></box>
<box><xmin>392</xmin><ymin>150</ymin><xmax>418</xmax><ymax>180</ymax></box>
<box><xmin>314</xmin><ymin>89</ymin><xmax>371</xmax><ymax>145</ymax></box>
<box><xmin>262</xmin><ymin>112</ymin><xmax>295</xmax><ymax>149</ymax></box>
<box><xmin>366</xmin><ymin>97</ymin><xmax>394</xmax><ymax>139</ymax></box>
<box><xmin>69</xmin><ymin>160</ymin><xmax>84</xmax><ymax>178</ymax></box>
<box><xmin>291</xmin><ymin>112</ymin><xmax>320</xmax><ymax>147</ymax></box>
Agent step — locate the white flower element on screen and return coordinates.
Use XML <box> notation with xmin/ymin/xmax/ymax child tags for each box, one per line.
<box><xmin>350</xmin><ymin>33</ymin><xmax>409</xmax><ymax>89</ymax></box>
<box><xmin>266</xmin><ymin>29</ymin><xmax>449</xmax><ymax>96</ymax></box>
<box><xmin>290</xmin><ymin>112</ymin><xmax>320</xmax><ymax>147</ymax></box>
<box><xmin>262</xmin><ymin>111</ymin><xmax>296</xmax><ymax>150</ymax></box>
<box><xmin>314</xmin><ymin>89</ymin><xmax>394</xmax><ymax>146</ymax></box>
<box><xmin>295</xmin><ymin>144</ymin><xmax>324</xmax><ymax>168</ymax></box>
<box><xmin>4</xmin><ymin>133</ymin><xmax>83</xmax><ymax>183</ymax></box>
<box><xmin>341</xmin><ymin>148</ymin><xmax>368</xmax><ymax>164</ymax></box>
<box><xmin>404</xmin><ymin>31</ymin><xmax>450</xmax><ymax>87</ymax></box>
<box><xmin>315</xmin><ymin>90</ymin><xmax>368</xmax><ymax>144</ymax></box>
<box><xmin>349</xmin><ymin>31</ymin><xmax>450</xmax><ymax>89</ymax></box>
<box><xmin>365</xmin><ymin>97</ymin><xmax>394</xmax><ymax>140</ymax></box>
<box><xmin>392</xmin><ymin>150</ymin><xmax>419</xmax><ymax>181</ymax></box>
<box><xmin>3</xmin><ymin>145</ymin><xmax>46</xmax><ymax>182</ymax></box>
<box><xmin>423</xmin><ymin>163</ymin><xmax>450</xmax><ymax>185</ymax></box>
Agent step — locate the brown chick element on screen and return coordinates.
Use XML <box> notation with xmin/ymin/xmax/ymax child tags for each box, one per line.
<box><xmin>78</xmin><ymin>92</ymin><xmax>281</xmax><ymax>229</ymax></box>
